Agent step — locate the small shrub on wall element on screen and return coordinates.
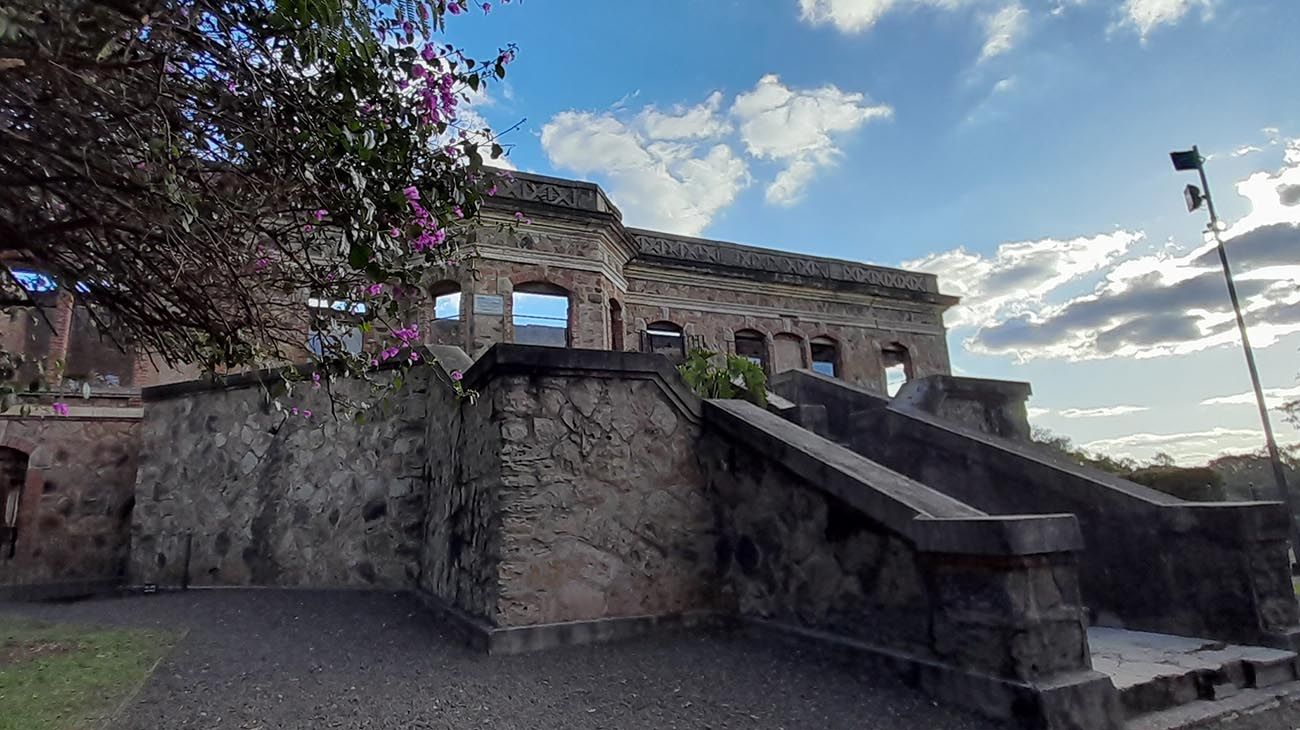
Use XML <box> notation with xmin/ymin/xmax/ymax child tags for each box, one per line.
<box><xmin>677</xmin><ymin>349</ymin><xmax>767</xmax><ymax>407</ymax></box>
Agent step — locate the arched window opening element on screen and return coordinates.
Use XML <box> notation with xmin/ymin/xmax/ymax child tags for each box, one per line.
<box><xmin>0</xmin><ymin>447</ymin><xmax>29</xmax><ymax>560</ymax></box>
<box><xmin>65</xmin><ymin>303</ymin><xmax>133</xmax><ymax>391</ymax></box>
<box><xmin>644</xmin><ymin>321</ymin><xmax>685</xmax><ymax>360</ymax></box>
<box><xmin>430</xmin><ymin>281</ymin><xmax>462</xmax><ymax>346</ymax></box>
<box><xmin>609</xmin><ymin>300</ymin><xmax>624</xmax><ymax>351</ymax></box>
<box><xmin>772</xmin><ymin>333</ymin><xmax>805</xmax><ymax>374</ymax></box>
<box><xmin>811</xmin><ymin>336</ymin><xmax>839</xmax><ymax>378</ymax></box>
<box><xmin>307</xmin><ymin>297</ymin><xmax>365</xmax><ymax>357</ymax></box>
<box><xmin>734</xmin><ymin>329</ymin><xmax>766</xmax><ymax>371</ymax></box>
<box><xmin>882</xmin><ymin>342</ymin><xmax>913</xmax><ymax>397</ymax></box>
<box><xmin>512</xmin><ymin>283</ymin><xmax>569</xmax><ymax>347</ymax></box>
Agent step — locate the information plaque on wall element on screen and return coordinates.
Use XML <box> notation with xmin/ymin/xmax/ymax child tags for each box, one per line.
<box><xmin>473</xmin><ymin>294</ymin><xmax>504</xmax><ymax>315</ymax></box>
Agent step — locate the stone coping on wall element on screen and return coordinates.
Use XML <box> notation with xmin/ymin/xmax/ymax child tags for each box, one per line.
<box><xmin>884</xmin><ymin>404</ymin><xmax>1257</xmax><ymax>511</ymax></box>
<box><xmin>893</xmin><ymin>374</ymin><xmax>1032</xmax><ymax>412</ymax></box>
<box><xmin>462</xmin><ymin>344</ymin><xmax>702</xmax><ymax>423</ymax></box>
<box><xmin>139</xmin><ymin>345</ymin><xmax>467</xmax><ymax>403</ymax></box>
<box><xmin>704</xmin><ymin>398</ymin><xmax>1084</xmax><ymax>557</ymax></box>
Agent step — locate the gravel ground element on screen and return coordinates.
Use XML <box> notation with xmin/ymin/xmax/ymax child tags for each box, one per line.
<box><xmin>0</xmin><ymin>590</ymin><xmax>1004</xmax><ymax>730</ymax></box>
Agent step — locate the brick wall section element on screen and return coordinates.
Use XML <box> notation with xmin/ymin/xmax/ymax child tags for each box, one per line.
<box><xmin>622</xmin><ymin>280</ymin><xmax>951</xmax><ymax>393</ymax></box>
<box><xmin>0</xmin><ymin>413</ymin><xmax>139</xmax><ymax>585</ymax></box>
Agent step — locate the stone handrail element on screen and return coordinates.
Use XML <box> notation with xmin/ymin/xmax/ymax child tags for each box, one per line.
<box><xmin>701</xmin><ymin>398</ymin><xmax>1119</xmax><ymax>729</ymax></box>
<box><xmin>771</xmin><ymin>369</ymin><xmax>1300</xmax><ymax>650</ymax></box>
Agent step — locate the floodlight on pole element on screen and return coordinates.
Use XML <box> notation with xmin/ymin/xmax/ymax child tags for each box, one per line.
<box><xmin>1170</xmin><ymin>145</ymin><xmax>1300</xmax><ymax>567</ymax></box>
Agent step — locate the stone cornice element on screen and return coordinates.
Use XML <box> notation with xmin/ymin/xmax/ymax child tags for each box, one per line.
<box><xmin>629</xmin><ymin>229</ymin><xmax>957</xmax><ymax>308</ymax></box>
<box><xmin>483</xmin><ymin>169</ymin><xmax>958</xmax><ymax>307</ymax></box>
<box><xmin>483</xmin><ymin>170</ymin><xmax>622</xmax><ymax>221</ymax></box>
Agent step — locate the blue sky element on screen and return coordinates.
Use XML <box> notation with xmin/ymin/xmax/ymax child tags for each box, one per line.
<box><xmin>449</xmin><ymin>0</ymin><xmax>1300</xmax><ymax>464</ymax></box>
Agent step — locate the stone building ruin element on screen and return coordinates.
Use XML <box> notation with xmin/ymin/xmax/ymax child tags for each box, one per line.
<box><xmin>3</xmin><ymin>171</ymin><xmax>1300</xmax><ymax>730</ymax></box>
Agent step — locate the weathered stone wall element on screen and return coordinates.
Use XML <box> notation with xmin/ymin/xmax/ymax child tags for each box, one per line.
<box><xmin>698</xmin><ymin>399</ymin><xmax>1122</xmax><ymax>729</ymax></box>
<box><xmin>0</xmin><ymin>413</ymin><xmax>139</xmax><ymax>586</ymax></box>
<box><xmin>130</xmin><ymin>370</ymin><xmax>435</xmax><ymax>589</ymax></box>
<box><xmin>699</xmin><ymin>411</ymin><xmax>1090</xmax><ymax>680</ymax></box>
<box><xmin>701</xmin><ymin>427</ymin><xmax>932</xmax><ymax>652</ymax></box>
<box><xmin>487</xmin><ymin>371</ymin><xmax>717</xmax><ymax>626</ymax></box>
<box><xmin>870</xmin><ymin>411</ymin><xmax>1300</xmax><ymax>648</ymax></box>
<box><xmin>419</xmin><ymin>368</ymin><xmax>502</xmax><ymax>621</ymax></box>
<box><xmin>892</xmin><ymin>376</ymin><xmax>1033</xmax><ymax>441</ymax></box>
<box><xmin>773</xmin><ymin>370</ymin><xmax>1300</xmax><ymax>649</ymax></box>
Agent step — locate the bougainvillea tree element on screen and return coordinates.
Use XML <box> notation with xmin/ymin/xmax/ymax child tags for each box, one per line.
<box><xmin>0</xmin><ymin>0</ymin><xmax>516</xmax><ymax>414</ymax></box>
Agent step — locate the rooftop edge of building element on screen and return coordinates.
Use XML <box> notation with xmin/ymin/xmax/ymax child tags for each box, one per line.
<box><xmin>487</xmin><ymin>168</ymin><xmax>956</xmax><ymax>306</ymax></box>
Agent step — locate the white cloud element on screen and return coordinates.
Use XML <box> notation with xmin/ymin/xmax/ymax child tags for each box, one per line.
<box><xmin>1027</xmin><ymin>406</ymin><xmax>1052</xmax><ymax>418</ymax></box>
<box><xmin>1202</xmin><ymin>385</ymin><xmax>1300</xmax><ymax>408</ymax></box>
<box><xmin>1059</xmin><ymin>405</ymin><xmax>1149</xmax><ymax>418</ymax></box>
<box><xmin>1227</xmin><ymin>137</ymin><xmax>1300</xmax><ymax>236</ymax></box>
<box><xmin>1081</xmin><ymin>427</ymin><xmax>1263</xmax><ymax>465</ymax></box>
<box><xmin>639</xmin><ymin>92</ymin><xmax>733</xmax><ymax>141</ymax></box>
<box><xmin>960</xmin><ymin>140</ymin><xmax>1300</xmax><ymax>361</ymax></box>
<box><xmin>980</xmin><ymin>3</ymin><xmax>1028</xmax><ymax>62</ymax></box>
<box><xmin>540</xmin><ymin>106</ymin><xmax>749</xmax><ymax>236</ymax></box>
<box><xmin>904</xmin><ymin>230</ymin><xmax>1142</xmax><ymax>330</ymax></box>
<box><xmin>797</xmin><ymin>0</ymin><xmax>972</xmax><ymax>34</ymax></box>
<box><xmin>798</xmin><ymin>0</ymin><xmax>902</xmax><ymax>33</ymax></box>
<box><xmin>1232</xmin><ymin>145</ymin><xmax>1263</xmax><ymax>158</ymax></box>
<box><xmin>731</xmin><ymin>74</ymin><xmax>893</xmax><ymax>205</ymax></box>
<box><xmin>992</xmin><ymin>77</ymin><xmax>1017</xmax><ymax>94</ymax></box>
<box><xmin>1120</xmin><ymin>0</ymin><xmax>1213</xmax><ymax>38</ymax></box>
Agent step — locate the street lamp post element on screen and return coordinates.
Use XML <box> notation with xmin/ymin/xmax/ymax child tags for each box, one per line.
<box><xmin>1171</xmin><ymin>146</ymin><xmax>1300</xmax><ymax>566</ymax></box>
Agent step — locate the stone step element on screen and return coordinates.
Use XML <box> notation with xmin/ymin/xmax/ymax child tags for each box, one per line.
<box><xmin>1088</xmin><ymin>628</ymin><xmax>1300</xmax><ymax>720</ymax></box>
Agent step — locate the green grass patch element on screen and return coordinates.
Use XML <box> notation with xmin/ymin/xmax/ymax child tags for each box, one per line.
<box><xmin>0</xmin><ymin>615</ymin><xmax>178</xmax><ymax>730</ymax></box>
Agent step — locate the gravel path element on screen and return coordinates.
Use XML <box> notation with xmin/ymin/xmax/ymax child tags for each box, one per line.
<box><xmin>1</xmin><ymin>590</ymin><xmax>1003</xmax><ymax>730</ymax></box>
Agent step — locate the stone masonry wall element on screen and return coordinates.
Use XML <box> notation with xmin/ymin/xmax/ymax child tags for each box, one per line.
<box><xmin>0</xmin><ymin>415</ymin><xmax>139</xmax><ymax>585</ymax></box>
<box><xmin>700</xmin><ymin>427</ymin><xmax>932</xmax><ymax>654</ymax></box>
<box><xmin>130</xmin><ymin>370</ymin><xmax>435</xmax><ymax>589</ymax></box>
<box><xmin>698</xmin><ymin>419</ymin><xmax>1093</xmax><ymax>686</ymax></box>
<box><xmin>489</xmin><ymin>373</ymin><xmax>718</xmax><ymax>626</ymax></box>
<box><xmin>419</xmin><ymin>370</ymin><xmax>502</xmax><ymax>621</ymax></box>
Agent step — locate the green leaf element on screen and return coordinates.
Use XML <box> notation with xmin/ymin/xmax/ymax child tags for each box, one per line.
<box><xmin>348</xmin><ymin>241</ymin><xmax>372</xmax><ymax>269</ymax></box>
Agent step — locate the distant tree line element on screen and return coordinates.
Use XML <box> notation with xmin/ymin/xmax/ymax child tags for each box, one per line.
<box><xmin>1031</xmin><ymin>426</ymin><xmax>1300</xmax><ymax>503</ymax></box>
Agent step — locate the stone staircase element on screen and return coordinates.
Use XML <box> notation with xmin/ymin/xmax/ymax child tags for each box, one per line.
<box><xmin>1088</xmin><ymin>627</ymin><xmax>1300</xmax><ymax>727</ymax></box>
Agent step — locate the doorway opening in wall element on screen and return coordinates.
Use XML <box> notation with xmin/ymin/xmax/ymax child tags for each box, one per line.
<box><xmin>306</xmin><ymin>297</ymin><xmax>366</xmax><ymax>357</ymax></box>
<box><xmin>609</xmin><ymin>300</ymin><xmax>624</xmax><ymax>351</ymax></box>
<box><xmin>430</xmin><ymin>281</ymin><xmax>462</xmax><ymax>346</ymax></box>
<box><xmin>811</xmin><ymin>336</ymin><xmax>839</xmax><ymax>378</ymax></box>
<box><xmin>644</xmin><ymin>321</ymin><xmax>686</xmax><ymax>361</ymax></box>
<box><xmin>512</xmin><ymin>283</ymin><xmax>569</xmax><ymax>347</ymax></box>
<box><xmin>734</xmin><ymin>329</ymin><xmax>766</xmax><ymax>372</ymax></box>
<box><xmin>882</xmin><ymin>343</ymin><xmax>913</xmax><ymax>397</ymax></box>
<box><xmin>0</xmin><ymin>447</ymin><xmax>28</xmax><ymax>560</ymax></box>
